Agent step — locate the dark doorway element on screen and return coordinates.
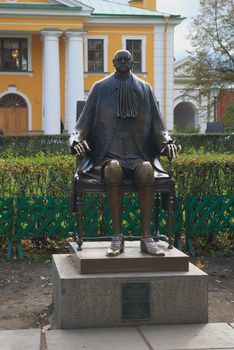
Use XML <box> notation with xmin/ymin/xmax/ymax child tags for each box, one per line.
<box><xmin>174</xmin><ymin>102</ymin><xmax>195</xmax><ymax>131</ymax></box>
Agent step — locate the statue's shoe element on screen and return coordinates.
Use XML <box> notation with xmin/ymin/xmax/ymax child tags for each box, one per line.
<box><xmin>140</xmin><ymin>237</ymin><xmax>165</xmax><ymax>256</ymax></box>
<box><xmin>106</xmin><ymin>236</ymin><xmax>124</xmax><ymax>257</ymax></box>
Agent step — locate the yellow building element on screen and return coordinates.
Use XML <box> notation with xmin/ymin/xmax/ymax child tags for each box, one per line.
<box><xmin>0</xmin><ymin>0</ymin><xmax>183</xmax><ymax>135</ymax></box>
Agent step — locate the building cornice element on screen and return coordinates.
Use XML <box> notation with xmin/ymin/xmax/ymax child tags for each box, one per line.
<box><xmin>85</xmin><ymin>16</ymin><xmax>183</xmax><ymax>26</ymax></box>
<box><xmin>0</xmin><ymin>2</ymin><xmax>92</xmax><ymax>17</ymax></box>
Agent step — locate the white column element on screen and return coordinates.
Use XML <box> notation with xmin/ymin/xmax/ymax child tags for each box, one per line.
<box><xmin>154</xmin><ymin>25</ymin><xmax>164</xmax><ymax>119</ymax></box>
<box><xmin>154</xmin><ymin>24</ymin><xmax>175</xmax><ymax>131</ymax></box>
<box><xmin>41</xmin><ymin>30</ymin><xmax>62</xmax><ymax>134</ymax></box>
<box><xmin>165</xmin><ymin>24</ymin><xmax>175</xmax><ymax>131</ymax></box>
<box><xmin>65</xmin><ymin>30</ymin><xmax>85</xmax><ymax>134</ymax></box>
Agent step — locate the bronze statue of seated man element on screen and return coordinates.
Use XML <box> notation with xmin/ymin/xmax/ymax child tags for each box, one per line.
<box><xmin>70</xmin><ymin>50</ymin><xmax>180</xmax><ymax>257</ymax></box>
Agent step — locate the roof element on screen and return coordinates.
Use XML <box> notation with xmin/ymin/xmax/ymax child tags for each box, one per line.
<box><xmin>0</xmin><ymin>0</ymin><xmax>183</xmax><ymax>19</ymax></box>
<box><xmin>79</xmin><ymin>0</ymin><xmax>181</xmax><ymax>18</ymax></box>
<box><xmin>0</xmin><ymin>3</ymin><xmax>81</xmax><ymax>11</ymax></box>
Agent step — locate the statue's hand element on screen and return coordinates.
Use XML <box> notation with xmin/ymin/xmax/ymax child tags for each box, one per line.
<box><xmin>69</xmin><ymin>132</ymin><xmax>91</xmax><ymax>156</ymax></box>
<box><xmin>161</xmin><ymin>140</ymin><xmax>181</xmax><ymax>161</ymax></box>
<box><xmin>73</xmin><ymin>140</ymin><xmax>91</xmax><ymax>157</ymax></box>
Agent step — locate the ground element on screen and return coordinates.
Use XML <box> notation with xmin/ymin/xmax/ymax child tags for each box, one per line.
<box><xmin>0</xmin><ymin>254</ymin><xmax>234</xmax><ymax>330</ymax></box>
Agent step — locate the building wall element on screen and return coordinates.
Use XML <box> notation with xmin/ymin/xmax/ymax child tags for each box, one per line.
<box><xmin>174</xmin><ymin>80</ymin><xmax>209</xmax><ymax>133</ymax></box>
<box><xmin>217</xmin><ymin>90</ymin><xmax>234</xmax><ymax>120</ymax></box>
<box><xmin>0</xmin><ymin>34</ymin><xmax>43</xmax><ymax>131</ymax></box>
<box><xmin>83</xmin><ymin>25</ymin><xmax>155</xmax><ymax>90</ymax></box>
<box><xmin>0</xmin><ymin>16</ymin><xmax>84</xmax><ymax>32</ymax></box>
<box><xmin>0</xmin><ymin>25</ymin><xmax>156</xmax><ymax>131</ymax></box>
<box><xmin>31</xmin><ymin>35</ymin><xmax>43</xmax><ymax>130</ymax></box>
<box><xmin>174</xmin><ymin>58</ymin><xmax>234</xmax><ymax>132</ymax></box>
<box><xmin>0</xmin><ymin>0</ymin><xmax>178</xmax><ymax>134</ymax></box>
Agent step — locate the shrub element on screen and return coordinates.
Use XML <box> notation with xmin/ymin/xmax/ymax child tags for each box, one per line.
<box><xmin>174</xmin><ymin>123</ymin><xmax>200</xmax><ymax>134</ymax></box>
<box><xmin>0</xmin><ymin>133</ymin><xmax>233</xmax><ymax>157</ymax></box>
<box><xmin>0</xmin><ymin>155</ymin><xmax>76</xmax><ymax>196</ymax></box>
<box><xmin>0</xmin><ymin>135</ymin><xmax>69</xmax><ymax>157</ymax></box>
<box><xmin>172</xmin><ymin>133</ymin><xmax>234</xmax><ymax>154</ymax></box>
<box><xmin>164</xmin><ymin>153</ymin><xmax>234</xmax><ymax>196</ymax></box>
<box><xmin>0</xmin><ymin>153</ymin><xmax>233</xmax><ymax>197</ymax></box>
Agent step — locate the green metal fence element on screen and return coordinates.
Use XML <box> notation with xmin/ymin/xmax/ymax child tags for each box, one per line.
<box><xmin>0</xmin><ymin>198</ymin><xmax>14</xmax><ymax>259</ymax></box>
<box><xmin>15</xmin><ymin>196</ymin><xmax>78</xmax><ymax>239</ymax></box>
<box><xmin>80</xmin><ymin>194</ymin><xmax>183</xmax><ymax>238</ymax></box>
<box><xmin>0</xmin><ymin>194</ymin><xmax>233</xmax><ymax>259</ymax></box>
<box><xmin>0</xmin><ymin>198</ymin><xmax>14</xmax><ymax>238</ymax></box>
<box><xmin>185</xmin><ymin>195</ymin><xmax>234</xmax><ymax>254</ymax></box>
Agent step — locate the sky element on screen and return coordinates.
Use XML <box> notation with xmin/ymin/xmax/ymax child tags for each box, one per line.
<box><xmin>116</xmin><ymin>0</ymin><xmax>200</xmax><ymax>61</ymax></box>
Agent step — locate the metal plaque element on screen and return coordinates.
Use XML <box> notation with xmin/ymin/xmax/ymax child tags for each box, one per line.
<box><xmin>121</xmin><ymin>282</ymin><xmax>150</xmax><ymax>321</ymax></box>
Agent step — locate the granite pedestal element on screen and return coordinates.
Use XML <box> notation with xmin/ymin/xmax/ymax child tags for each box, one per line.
<box><xmin>52</xmin><ymin>242</ymin><xmax>208</xmax><ymax>328</ymax></box>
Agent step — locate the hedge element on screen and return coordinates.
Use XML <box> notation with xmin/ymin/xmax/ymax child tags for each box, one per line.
<box><xmin>0</xmin><ymin>135</ymin><xmax>70</xmax><ymax>157</ymax></box>
<box><xmin>0</xmin><ymin>155</ymin><xmax>75</xmax><ymax>197</ymax></box>
<box><xmin>0</xmin><ymin>133</ymin><xmax>233</xmax><ymax>157</ymax></box>
<box><xmin>172</xmin><ymin>133</ymin><xmax>234</xmax><ymax>154</ymax></box>
<box><xmin>0</xmin><ymin>153</ymin><xmax>233</xmax><ymax>197</ymax></box>
<box><xmin>169</xmin><ymin>154</ymin><xmax>233</xmax><ymax>196</ymax></box>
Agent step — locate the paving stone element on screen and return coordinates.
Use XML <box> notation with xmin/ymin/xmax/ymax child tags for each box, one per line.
<box><xmin>46</xmin><ymin>328</ymin><xmax>148</xmax><ymax>350</ymax></box>
<box><xmin>140</xmin><ymin>323</ymin><xmax>234</xmax><ymax>349</ymax></box>
<box><xmin>0</xmin><ymin>329</ymin><xmax>40</xmax><ymax>350</ymax></box>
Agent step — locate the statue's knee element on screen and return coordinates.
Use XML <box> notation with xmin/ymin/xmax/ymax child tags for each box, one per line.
<box><xmin>104</xmin><ymin>160</ymin><xmax>123</xmax><ymax>184</ymax></box>
<box><xmin>134</xmin><ymin>161</ymin><xmax>154</xmax><ymax>184</ymax></box>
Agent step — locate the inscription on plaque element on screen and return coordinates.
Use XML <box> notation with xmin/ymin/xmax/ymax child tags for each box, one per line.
<box><xmin>121</xmin><ymin>282</ymin><xmax>150</xmax><ymax>321</ymax></box>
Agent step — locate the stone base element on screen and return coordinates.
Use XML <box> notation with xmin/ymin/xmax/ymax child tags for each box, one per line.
<box><xmin>69</xmin><ymin>241</ymin><xmax>189</xmax><ymax>274</ymax></box>
<box><xmin>52</xmin><ymin>252</ymin><xmax>208</xmax><ymax>329</ymax></box>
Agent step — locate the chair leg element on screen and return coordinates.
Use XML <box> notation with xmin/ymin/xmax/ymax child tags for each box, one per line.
<box><xmin>167</xmin><ymin>193</ymin><xmax>174</xmax><ymax>249</ymax></box>
<box><xmin>154</xmin><ymin>193</ymin><xmax>160</xmax><ymax>241</ymax></box>
<box><xmin>76</xmin><ymin>193</ymin><xmax>83</xmax><ymax>251</ymax></box>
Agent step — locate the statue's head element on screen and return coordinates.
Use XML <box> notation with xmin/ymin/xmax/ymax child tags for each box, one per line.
<box><xmin>113</xmin><ymin>50</ymin><xmax>133</xmax><ymax>74</ymax></box>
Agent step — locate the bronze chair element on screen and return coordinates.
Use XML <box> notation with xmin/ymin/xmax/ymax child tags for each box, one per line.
<box><xmin>71</xmin><ymin>101</ymin><xmax>176</xmax><ymax>251</ymax></box>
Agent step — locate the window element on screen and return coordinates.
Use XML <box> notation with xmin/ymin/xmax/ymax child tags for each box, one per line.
<box><xmin>84</xmin><ymin>36</ymin><xmax>108</xmax><ymax>74</ymax></box>
<box><xmin>0</xmin><ymin>38</ymin><xmax>28</xmax><ymax>72</ymax></box>
<box><xmin>126</xmin><ymin>39</ymin><xmax>142</xmax><ymax>73</ymax></box>
<box><xmin>122</xmin><ymin>36</ymin><xmax>146</xmax><ymax>74</ymax></box>
<box><xmin>0</xmin><ymin>93</ymin><xmax>27</xmax><ymax>107</ymax></box>
<box><xmin>87</xmin><ymin>39</ymin><xmax>104</xmax><ymax>73</ymax></box>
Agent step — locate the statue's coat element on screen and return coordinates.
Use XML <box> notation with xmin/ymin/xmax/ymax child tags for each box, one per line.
<box><xmin>72</xmin><ymin>73</ymin><xmax>171</xmax><ymax>175</ymax></box>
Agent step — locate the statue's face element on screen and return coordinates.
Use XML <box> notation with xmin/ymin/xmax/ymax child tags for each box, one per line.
<box><xmin>113</xmin><ymin>50</ymin><xmax>133</xmax><ymax>73</ymax></box>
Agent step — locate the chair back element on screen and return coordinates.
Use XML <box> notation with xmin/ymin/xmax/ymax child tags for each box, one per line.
<box><xmin>76</xmin><ymin>100</ymin><xmax>86</xmax><ymax>122</ymax></box>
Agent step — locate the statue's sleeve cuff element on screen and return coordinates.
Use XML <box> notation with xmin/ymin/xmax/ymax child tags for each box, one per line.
<box><xmin>69</xmin><ymin>131</ymin><xmax>85</xmax><ymax>145</ymax></box>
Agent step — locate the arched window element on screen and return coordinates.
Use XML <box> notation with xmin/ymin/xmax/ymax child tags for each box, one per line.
<box><xmin>0</xmin><ymin>93</ymin><xmax>27</xmax><ymax>107</ymax></box>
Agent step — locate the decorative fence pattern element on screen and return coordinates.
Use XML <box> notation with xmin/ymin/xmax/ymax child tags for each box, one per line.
<box><xmin>0</xmin><ymin>197</ymin><xmax>14</xmax><ymax>238</ymax></box>
<box><xmin>81</xmin><ymin>194</ymin><xmax>183</xmax><ymax>238</ymax></box>
<box><xmin>0</xmin><ymin>194</ymin><xmax>233</xmax><ymax>259</ymax></box>
<box><xmin>185</xmin><ymin>195</ymin><xmax>234</xmax><ymax>254</ymax></box>
<box><xmin>185</xmin><ymin>195</ymin><xmax>234</xmax><ymax>233</ymax></box>
<box><xmin>15</xmin><ymin>196</ymin><xmax>77</xmax><ymax>240</ymax></box>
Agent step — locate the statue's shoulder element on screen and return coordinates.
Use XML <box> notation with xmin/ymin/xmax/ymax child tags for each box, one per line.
<box><xmin>131</xmin><ymin>73</ymin><xmax>152</xmax><ymax>97</ymax></box>
<box><xmin>132</xmin><ymin>73</ymin><xmax>151</xmax><ymax>88</ymax></box>
<box><xmin>92</xmin><ymin>74</ymin><xmax>115</xmax><ymax>89</ymax></box>
<box><xmin>90</xmin><ymin>74</ymin><xmax>116</xmax><ymax>97</ymax></box>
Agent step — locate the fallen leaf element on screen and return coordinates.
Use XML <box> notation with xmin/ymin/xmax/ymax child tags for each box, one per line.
<box><xmin>195</xmin><ymin>260</ymin><xmax>205</xmax><ymax>269</ymax></box>
<box><xmin>42</xmin><ymin>324</ymin><xmax>51</xmax><ymax>333</ymax></box>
